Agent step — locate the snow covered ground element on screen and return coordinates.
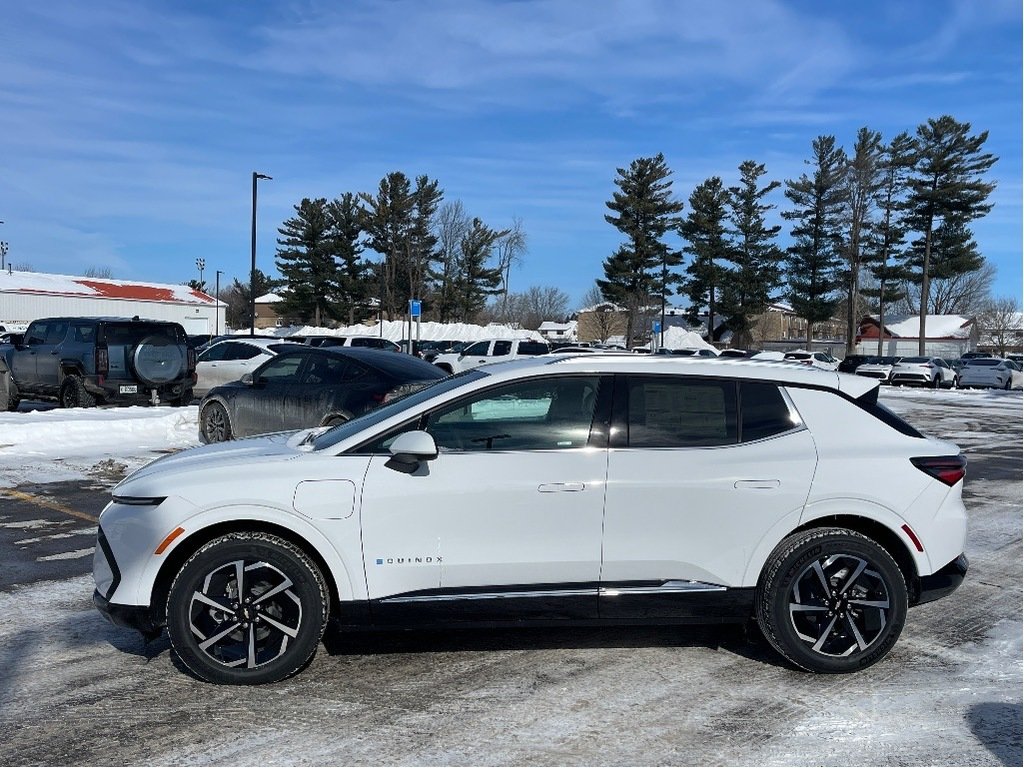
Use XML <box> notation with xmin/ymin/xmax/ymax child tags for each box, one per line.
<box><xmin>0</xmin><ymin>385</ymin><xmax>1020</xmax><ymax>765</ymax></box>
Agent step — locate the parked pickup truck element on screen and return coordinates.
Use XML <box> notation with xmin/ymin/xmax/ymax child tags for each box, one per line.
<box><xmin>432</xmin><ymin>338</ymin><xmax>549</xmax><ymax>374</ymax></box>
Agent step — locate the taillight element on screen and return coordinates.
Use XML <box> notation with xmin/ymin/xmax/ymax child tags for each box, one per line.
<box><xmin>96</xmin><ymin>346</ymin><xmax>109</xmax><ymax>377</ymax></box>
<box><xmin>911</xmin><ymin>455</ymin><xmax>966</xmax><ymax>486</ymax></box>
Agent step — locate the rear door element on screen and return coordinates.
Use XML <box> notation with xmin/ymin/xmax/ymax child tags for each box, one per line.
<box><xmin>282</xmin><ymin>353</ymin><xmax>371</xmax><ymax>429</ymax></box>
<box><xmin>600</xmin><ymin>375</ymin><xmax>816</xmax><ymax>618</ymax></box>
<box><xmin>11</xmin><ymin>321</ymin><xmax>48</xmax><ymax>391</ymax></box>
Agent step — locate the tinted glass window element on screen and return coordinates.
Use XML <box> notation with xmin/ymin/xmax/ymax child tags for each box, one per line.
<box><xmin>44</xmin><ymin>321</ymin><xmax>69</xmax><ymax>344</ymax></box>
<box><xmin>492</xmin><ymin>341</ymin><xmax>513</xmax><ymax>356</ymax></box>
<box><xmin>72</xmin><ymin>323</ymin><xmax>96</xmax><ymax>344</ymax></box>
<box><xmin>199</xmin><ymin>342</ymin><xmax>230</xmax><ymax>362</ymax></box>
<box><xmin>300</xmin><ymin>354</ymin><xmax>357</xmax><ymax>385</ymax></box>
<box><xmin>233</xmin><ymin>343</ymin><xmax>263</xmax><ymax>361</ymax></box>
<box><xmin>105</xmin><ymin>323</ymin><xmax>183</xmax><ymax>345</ymax></box>
<box><xmin>518</xmin><ymin>342</ymin><xmax>549</xmax><ymax>356</ymax></box>
<box><xmin>359</xmin><ymin>352</ymin><xmax>444</xmax><ymax>380</ymax></box>
<box><xmin>24</xmin><ymin>322</ymin><xmax>47</xmax><ymax>345</ymax></box>
<box><xmin>968</xmin><ymin>359</ymin><xmax>999</xmax><ymax>367</ymax></box>
<box><xmin>741</xmin><ymin>382</ymin><xmax>797</xmax><ymax>442</ymax></box>
<box><xmin>626</xmin><ymin>377</ymin><xmax>737</xmax><ymax>448</ymax></box>
<box><xmin>463</xmin><ymin>341</ymin><xmax>489</xmax><ymax>356</ymax></box>
<box><xmin>426</xmin><ymin>376</ymin><xmax>600</xmax><ymax>452</ymax></box>
<box><xmin>257</xmin><ymin>354</ymin><xmax>305</xmax><ymax>382</ymax></box>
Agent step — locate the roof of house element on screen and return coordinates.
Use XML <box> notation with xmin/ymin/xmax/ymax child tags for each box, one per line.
<box><xmin>0</xmin><ymin>269</ymin><xmax>215</xmax><ymax>305</ymax></box>
<box><xmin>864</xmin><ymin>314</ymin><xmax>974</xmax><ymax>339</ymax></box>
<box><xmin>255</xmin><ymin>293</ymin><xmax>283</xmax><ymax>304</ymax></box>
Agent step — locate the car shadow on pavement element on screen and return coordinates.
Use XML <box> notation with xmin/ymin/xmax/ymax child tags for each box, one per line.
<box><xmin>321</xmin><ymin>622</ymin><xmax>782</xmax><ymax>666</ymax></box>
<box><xmin>966</xmin><ymin>702</ymin><xmax>1023</xmax><ymax>766</ymax></box>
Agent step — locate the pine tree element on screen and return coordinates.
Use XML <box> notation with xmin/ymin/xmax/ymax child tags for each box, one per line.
<box><xmin>841</xmin><ymin>128</ymin><xmax>884</xmax><ymax>352</ymax></box>
<box><xmin>862</xmin><ymin>133</ymin><xmax>916</xmax><ymax>355</ymax></box>
<box><xmin>783</xmin><ymin>136</ymin><xmax>848</xmax><ymax>347</ymax></box>
<box><xmin>452</xmin><ymin>218</ymin><xmax>508</xmax><ymax>321</ymax></box>
<box><xmin>906</xmin><ymin>115</ymin><xmax>997</xmax><ymax>353</ymax></box>
<box><xmin>407</xmin><ymin>175</ymin><xmax>443</xmax><ymax>309</ymax></box>
<box><xmin>597</xmin><ymin>153</ymin><xmax>684</xmax><ymax>347</ymax></box>
<box><xmin>720</xmin><ymin>160</ymin><xmax>783</xmax><ymax>348</ymax></box>
<box><xmin>360</xmin><ymin>172</ymin><xmax>415</xmax><ymax>320</ymax></box>
<box><xmin>275</xmin><ymin>198</ymin><xmax>341</xmax><ymax>327</ymax></box>
<box><xmin>327</xmin><ymin>192</ymin><xmax>372</xmax><ymax>325</ymax></box>
<box><xmin>679</xmin><ymin>176</ymin><xmax>730</xmax><ymax>341</ymax></box>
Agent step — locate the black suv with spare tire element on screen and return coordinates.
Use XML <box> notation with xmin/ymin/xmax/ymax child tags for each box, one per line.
<box><xmin>0</xmin><ymin>316</ymin><xmax>196</xmax><ymax>409</ymax></box>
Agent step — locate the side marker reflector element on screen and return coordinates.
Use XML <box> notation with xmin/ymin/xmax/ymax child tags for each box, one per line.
<box><xmin>155</xmin><ymin>527</ymin><xmax>185</xmax><ymax>555</ymax></box>
<box><xmin>901</xmin><ymin>524</ymin><xmax>924</xmax><ymax>553</ymax></box>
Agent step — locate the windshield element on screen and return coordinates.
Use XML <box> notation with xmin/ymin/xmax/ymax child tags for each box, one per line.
<box><xmin>310</xmin><ymin>369</ymin><xmax>488</xmax><ymax>450</ymax></box>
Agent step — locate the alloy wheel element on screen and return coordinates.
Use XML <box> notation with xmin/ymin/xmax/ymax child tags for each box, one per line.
<box><xmin>188</xmin><ymin>559</ymin><xmax>303</xmax><ymax>670</ymax></box>
<box><xmin>789</xmin><ymin>553</ymin><xmax>890</xmax><ymax>657</ymax></box>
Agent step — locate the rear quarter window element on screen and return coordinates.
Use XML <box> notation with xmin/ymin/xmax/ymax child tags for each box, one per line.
<box><xmin>740</xmin><ymin>382</ymin><xmax>798</xmax><ymax>442</ymax></box>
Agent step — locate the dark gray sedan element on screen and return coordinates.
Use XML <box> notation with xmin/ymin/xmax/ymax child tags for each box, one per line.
<box><xmin>198</xmin><ymin>346</ymin><xmax>445</xmax><ymax>443</ymax></box>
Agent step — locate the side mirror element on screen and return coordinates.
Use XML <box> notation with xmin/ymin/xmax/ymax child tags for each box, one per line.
<box><xmin>241</xmin><ymin>373</ymin><xmax>254</xmax><ymax>386</ymax></box>
<box><xmin>386</xmin><ymin>430</ymin><xmax>438</xmax><ymax>474</ymax></box>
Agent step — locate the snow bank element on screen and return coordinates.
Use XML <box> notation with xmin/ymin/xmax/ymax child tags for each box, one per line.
<box><xmin>240</xmin><ymin>320</ymin><xmax>545</xmax><ymax>343</ymax></box>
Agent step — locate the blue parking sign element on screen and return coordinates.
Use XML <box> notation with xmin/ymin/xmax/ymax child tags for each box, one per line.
<box><xmin>409</xmin><ymin>299</ymin><xmax>422</xmax><ymax>317</ymax></box>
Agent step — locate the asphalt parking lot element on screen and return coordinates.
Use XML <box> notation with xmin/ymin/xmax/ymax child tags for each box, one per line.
<box><xmin>0</xmin><ymin>391</ymin><xmax>1020</xmax><ymax>766</ymax></box>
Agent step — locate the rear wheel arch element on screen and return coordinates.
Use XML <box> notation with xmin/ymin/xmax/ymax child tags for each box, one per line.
<box><xmin>150</xmin><ymin>519</ymin><xmax>345</xmax><ymax>630</ymax></box>
<box><xmin>787</xmin><ymin>514</ymin><xmax>921</xmax><ymax>603</ymax></box>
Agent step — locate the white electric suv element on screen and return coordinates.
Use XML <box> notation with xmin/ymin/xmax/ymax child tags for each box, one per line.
<box><xmin>93</xmin><ymin>356</ymin><xmax>969</xmax><ymax>684</ymax></box>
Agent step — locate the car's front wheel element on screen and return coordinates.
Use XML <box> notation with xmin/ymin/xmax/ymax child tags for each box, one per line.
<box><xmin>200</xmin><ymin>401</ymin><xmax>232</xmax><ymax>442</ymax></box>
<box><xmin>756</xmin><ymin>528</ymin><xmax>908</xmax><ymax>673</ymax></box>
<box><xmin>166</xmin><ymin>532</ymin><xmax>329</xmax><ymax>685</ymax></box>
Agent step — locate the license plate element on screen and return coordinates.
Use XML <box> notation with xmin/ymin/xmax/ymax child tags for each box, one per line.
<box><xmin>119</xmin><ymin>385</ymin><xmax>138</xmax><ymax>394</ymax></box>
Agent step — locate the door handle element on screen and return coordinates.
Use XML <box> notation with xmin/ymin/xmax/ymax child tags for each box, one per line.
<box><xmin>538</xmin><ymin>482</ymin><xmax>585</xmax><ymax>493</ymax></box>
<box><xmin>734</xmin><ymin>479</ymin><xmax>780</xmax><ymax>490</ymax></box>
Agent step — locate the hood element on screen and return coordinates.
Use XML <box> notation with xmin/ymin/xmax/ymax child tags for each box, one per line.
<box><xmin>116</xmin><ymin>431</ymin><xmax>302</xmax><ymax>494</ymax></box>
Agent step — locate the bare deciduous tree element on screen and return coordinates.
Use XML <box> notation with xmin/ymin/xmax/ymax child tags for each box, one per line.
<box><xmin>83</xmin><ymin>266</ymin><xmax>113</xmax><ymax>278</ymax></box>
<box><xmin>897</xmin><ymin>261</ymin><xmax>995</xmax><ymax>316</ymax></box>
<box><xmin>977</xmin><ymin>296</ymin><xmax>1022</xmax><ymax>356</ymax></box>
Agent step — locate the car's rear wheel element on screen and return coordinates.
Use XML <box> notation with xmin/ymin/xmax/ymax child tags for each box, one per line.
<box><xmin>200</xmin><ymin>401</ymin><xmax>232</xmax><ymax>442</ymax></box>
<box><xmin>166</xmin><ymin>532</ymin><xmax>329</xmax><ymax>685</ymax></box>
<box><xmin>756</xmin><ymin>528</ymin><xmax>908</xmax><ymax>673</ymax></box>
<box><xmin>59</xmin><ymin>374</ymin><xmax>95</xmax><ymax>408</ymax></box>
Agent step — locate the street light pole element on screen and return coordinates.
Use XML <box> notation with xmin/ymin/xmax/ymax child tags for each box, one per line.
<box><xmin>196</xmin><ymin>257</ymin><xmax>205</xmax><ymax>289</ymax></box>
<box><xmin>250</xmin><ymin>171</ymin><xmax>272</xmax><ymax>337</ymax></box>
<box><xmin>215</xmin><ymin>269</ymin><xmax>224</xmax><ymax>336</ymax></box>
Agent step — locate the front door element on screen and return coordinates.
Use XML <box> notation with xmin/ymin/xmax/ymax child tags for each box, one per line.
<box><xmin>359</xmin><ymin>374</ymin><xmax>609</xmax><ymax>624</ymax></box>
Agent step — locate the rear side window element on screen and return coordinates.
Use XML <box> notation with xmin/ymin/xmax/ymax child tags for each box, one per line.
<box><xmin>517</xmin><ymin>342</ymin><xmax>549</xmax><ymax>356</ymax></box>
<box><xmin>492</xmin><ymin>341</ymin><xmax>513</xmax><ymax>356</ymax></box>
<box><xmin>361</xmin><ymin>352</ymin><xmax>444</xmax><ymax>381</ymax></box>
<box><xmin>626</xmin><ymin>377</ymin><xmax>737</xmax><ymax>448</ymax></box>
<box><xmin>740</xmin><ymin>382</ymin><xmax>797</xmax><ymax>442</ymax></box>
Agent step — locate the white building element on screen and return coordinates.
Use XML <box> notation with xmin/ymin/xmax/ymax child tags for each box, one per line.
<box><xmin>855</xmin><ymin>314</ymin><xmax>978</xmax><ymax>358</ymax></box>
<box><xmin>0</xmin><ymin>270</ymin><xmax>219</xmax><ymax>335</ymax></box>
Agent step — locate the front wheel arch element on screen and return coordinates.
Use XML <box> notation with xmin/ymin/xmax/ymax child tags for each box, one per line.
<box><xmin>151</xmin><ymin>520</ymin><xmax>343</xmax><ymax>633</ymax></box>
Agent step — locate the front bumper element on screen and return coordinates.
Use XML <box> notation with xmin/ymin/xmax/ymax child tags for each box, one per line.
<box><xmin>916</xmin><ymin>553</ymin><xmax>969</xmax><ymax>605</ymax></box>
<box><xmin>93</xmin><ymin>589</ymin><xmax>162</xmax><ymax>638</ymax></box>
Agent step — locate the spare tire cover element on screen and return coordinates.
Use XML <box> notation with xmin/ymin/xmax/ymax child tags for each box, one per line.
<box><xmin>132</xmin><ymin>336</ymin><xmax>185</xmax><ymax>386</ymax></box>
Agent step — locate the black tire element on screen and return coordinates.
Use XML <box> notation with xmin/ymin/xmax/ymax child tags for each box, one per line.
<box><xmin>3</xmin><ymin>375</ymin><xmax>19</xmax><ymax>411</ymax></box>
<box><xmin>166</xmin><ymin>532</ymin><xmax>329</xmax><ymax>685</ymax></box>
<box><xmin>756</xmin><ymin>528</ymin><xmax>908</xmax><ymax>673</ymax></box>
<box><xmin>200</xmin><ymin>401</ymin><xmax>232</xmax><ymax>442</ymax></box>
<box><xmin>59</xmin><ymin>374</ymin><xmax>96</xmax><ymax>408</ymax></box>
<box><xmin>173</xmin><ymin>388</ymin><xmax>194</xmax><ymax>407</ymax></box>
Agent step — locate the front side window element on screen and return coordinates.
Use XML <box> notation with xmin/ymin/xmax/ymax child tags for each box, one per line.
<box><xmin>256</xmin><ymin>354</ymin><xmax>305</xmax><ymax>382</ymax></box>
<box><xmin>426</xmin><ymin>376</ymin><xmax>600</xmax><ymax>451</ymax></box>
<box><xmin>24</xmin><ymin>322</ymin><xmax>47</xmax><ymax>345</ymax></box>
<box><xmin>626</xmin><ymin>376</ymin><xmax>737</xmax><ymax>448</ymax></box>
<box><xmin>463</xmin><ymin>341</ymin><xmax>490</xmax><ymax>357</ymax></box>
<box><xmin>199</xmin><ymin>342</ymin><xmax>230</xmax><ymax>362</ymax></box>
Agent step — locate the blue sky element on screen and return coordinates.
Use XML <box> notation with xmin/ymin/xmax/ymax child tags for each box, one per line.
<box><xmin>2</xmin><ymin>0</ymin><xmax>1020</xmax><ymax>308</ymax></box>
